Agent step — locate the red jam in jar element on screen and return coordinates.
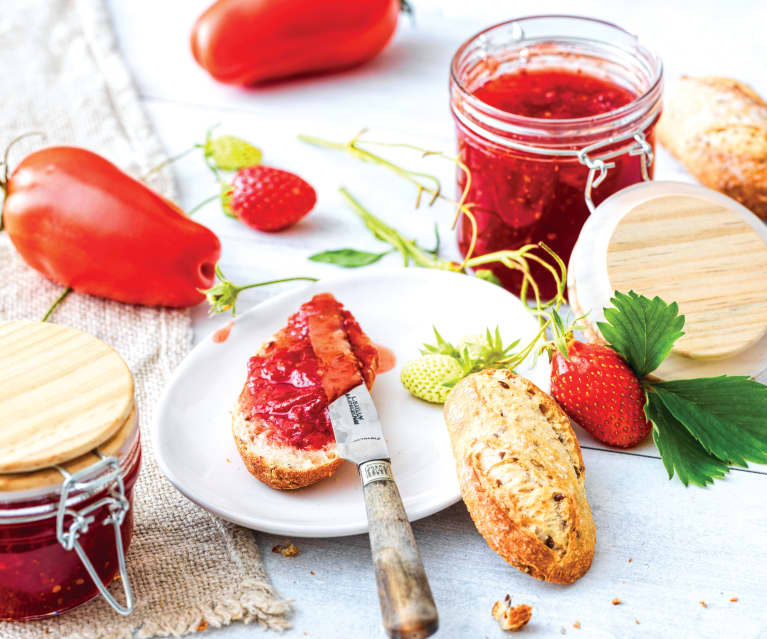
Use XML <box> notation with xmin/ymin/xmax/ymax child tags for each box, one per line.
<box><xmin>242</xmin><ymin>293</ymin><xmax>378</xmax><ymax>450</ymax></box>
<box><xmin>0</xmin><ymin>417</ymin><xmax>140</xmax><ymax>620</ymax></box>
<box><xmin>450</xmin><ymin>16</ymin><xmax>663</xmax><ymax>298</ymax></box>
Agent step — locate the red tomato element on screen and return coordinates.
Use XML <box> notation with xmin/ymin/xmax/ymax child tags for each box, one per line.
<box><xmin>190</xmin><ymin>0</ymin><xmax>401</xmax><ymax>86</ymax></box>
<box><xmin>2</xmin><ymin>147</ymin><xmax>221</xmax><ymax>308</ymax></box>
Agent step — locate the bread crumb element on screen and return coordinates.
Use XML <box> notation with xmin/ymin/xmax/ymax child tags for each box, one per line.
<box><xmin>611</xmin><ymin>598</ymin><xmax>621</xmax><ymax>606</ymax></box>
<box><xmin>730</xmin><ymin>597</ymin><xmax>738</xmax><ymax>602</ymax></box>
<box><xmin>272</xmin><ymin>542</ymin><xmax>300</xmax><ymax>557</ymax></box>
<box><xmin>196</xmin><ymin>620</ymin><xmax>208</xmax><ymax>632</ymax></box>
<box><xmin>492</xmin><ymin>595</ymin><xmax>532</xmax><ymax>632</ymax></box>
<box><xmin>573</xmin><ymin>621</ymin><xmax>581</xmax><ymax>629</ymax></box>
<box><xmin>700</xmin><ymin>601</ymin><xmax>707</xmax><ymax>608</ymax></box>
<box><xmin>310</xmin><ymin>570</ymin><xmax>315</xmax><ymax>575</ymax></box>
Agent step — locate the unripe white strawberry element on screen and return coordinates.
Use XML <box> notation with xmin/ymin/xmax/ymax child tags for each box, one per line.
<box><xmin>400</xmin><ymin>354</ymin><xmax>463</xmax><ymax>404</ymax></box>
<box><xmin>205</xmin><ymin>135</ymin><xmax>262</xmax><ymax>170</ymax></box>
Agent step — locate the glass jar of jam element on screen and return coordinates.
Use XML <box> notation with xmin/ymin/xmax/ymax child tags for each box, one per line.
<box><xmin>450</xmin><ymin>15</ymin><xmax>663</xmax><ymax>298</ymax></box>
<box><xmin>0</xmin><ymin>411</ymin><xmax>140</xmax><ymax>620</ymax></box>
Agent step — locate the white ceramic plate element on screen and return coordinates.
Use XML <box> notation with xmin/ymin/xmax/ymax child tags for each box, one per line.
<box><xmin>153</xmin><ymin>269</ymin><xmax>550</xmax><ymax>537</ymax></box>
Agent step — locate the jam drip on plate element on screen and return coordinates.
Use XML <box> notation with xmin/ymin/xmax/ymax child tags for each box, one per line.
<box><xmin>242</xmin><ymin>293</ymin><xmax>378</xmax><ymax>451</ymax></box>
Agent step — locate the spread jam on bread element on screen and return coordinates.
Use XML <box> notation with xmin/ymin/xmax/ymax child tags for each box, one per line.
<box><xmin>240</xmin><ymin>293</ymin><xmax>378</xmax><ymax>451</ymax></box>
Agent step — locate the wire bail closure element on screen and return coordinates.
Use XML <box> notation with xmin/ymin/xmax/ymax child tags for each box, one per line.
<box><xmin>452</xmin><ymin>101</ymin><xmax>656</xmax><ymax>216</ymax></box>
<box><xmin>578</xmin><ymin>131</ymin><xmax>654</xmax><ymax>214</ymax></box>
<box><xmin>54</xmin><ymin>452</ymin><xmax>134</xmax><ymax>615</ymax></box>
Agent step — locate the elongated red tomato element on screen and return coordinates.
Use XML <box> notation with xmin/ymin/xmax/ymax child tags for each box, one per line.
<box><xmin>2</xmin><ymin>147</ymin><xmax>221</xmax><ymax>307</ymax></box>
<box><xmin>191</xmin><ymin>0</ymin><xmax>400</xmax><ymax>86</ymax></box>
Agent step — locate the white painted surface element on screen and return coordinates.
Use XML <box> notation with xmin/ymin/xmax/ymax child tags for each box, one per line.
<box><xmin>105</xmin><ymin>1</ymin><xmax>767</xmax><ymax>637</ymax></box>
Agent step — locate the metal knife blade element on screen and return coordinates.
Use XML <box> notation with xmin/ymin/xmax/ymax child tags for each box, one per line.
<box><xmin>327</xmin><ymin>383</ymin><xmax>389</xmax><ymax>465</ymax></box>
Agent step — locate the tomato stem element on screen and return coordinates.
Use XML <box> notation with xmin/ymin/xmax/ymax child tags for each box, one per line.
<box><xmin>42</xmin><ymin>287</ymin><xmax>73</xmax><ymax>322</ymax></box>
<box><xmin>0</xmin><ymin>132</ymin><xmax>46</xmax><ymax>232</ymax></box>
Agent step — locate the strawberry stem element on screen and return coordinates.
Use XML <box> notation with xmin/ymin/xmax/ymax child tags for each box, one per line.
<box><xmin>141</xmin><ymin>145</ymin><xmax>202</xmax><ymax>181</ymax></box>
<box><xmin>0</xmin><ymin>131</ymin><xmax>47</xmax><ymax>231</ymax></box>
<box><xmin>303</xmin><ymin>130</ymin><xmax>578</xmax><ymax>367</ymax></box>
<box><xmin>339</xmin><ymin>188</ymin><xmax>455</xmax><ymax>270</ymax></box>
<box><xmin>186</xmin><ymin>193</ymin><xmax>220</xmax><ymax>216</ymax></box>
<box><xmin>202</xmin><ymin>265</ymin><xmax>318</xmax><ymax>315</ymax></box>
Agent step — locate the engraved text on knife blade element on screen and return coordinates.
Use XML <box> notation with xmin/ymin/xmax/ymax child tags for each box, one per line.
<box><xmin>327</xmin><ymin>384</ymin><xmax>389</xmax><ymax>464</ymax></box>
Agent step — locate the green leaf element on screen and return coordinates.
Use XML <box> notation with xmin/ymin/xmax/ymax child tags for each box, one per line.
<box><xmin>475</xmin><ymin>269</ymin><xmax>502</xmax><ymax>287</ymax></box>
<box><xmin>421</xmin><ymin>327</ymin><xmax>461</xmax><ymax>358</ymax></box>
<box><xmin>651</xmin><ymin>377</ymin><xmax>767</xmax><ymax>467</ymax></box>
<box><xmin>597</xmin><ymin>291</ymin><xmax>685</xmax><ymax>378</ymax></box>
<box><xmin>645</xmin><ymin>391</ymin><xmax>729</xmax><ymax>487</ymax></box>
<box><xmin>308</xmin><ymin>248</ymin><xmax>391</xmax><ymax>268</ymax></box>
<box><xmin>421</xmin><ymin>325</ymin><xmax>520</xmax><ymax>378</ymax></box>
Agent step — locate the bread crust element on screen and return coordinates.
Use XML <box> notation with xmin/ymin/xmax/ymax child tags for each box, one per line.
<box><xmin>443</xmin><ymin>369</ymin><xmax>595</xmax><ymax>584</ymax></box>
<box><xmin>657</xmin><ymin>76</ymin><xmax>767</xmax><ymax>221</ymax></box>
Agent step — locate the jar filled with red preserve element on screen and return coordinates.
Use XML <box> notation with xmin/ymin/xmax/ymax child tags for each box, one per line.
<box><xmin>450</xmin><ymin>15</ymin><xmax>663</xmax><ymax>298</ymax></box>
<box><xmin>0</xmin><ymin>321</ymin><xmax>140</xmax><ymax>620</ymax></box>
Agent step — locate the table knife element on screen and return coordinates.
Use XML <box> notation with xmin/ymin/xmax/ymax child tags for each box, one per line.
<box><xmin>328</xmin><ymin>383</ymin><xmax>439</xmax><ymax>639</ymax></box>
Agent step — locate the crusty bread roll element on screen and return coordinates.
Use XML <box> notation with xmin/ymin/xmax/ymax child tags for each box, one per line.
<box><xmin>443</xmin><ymin>369</ymin><xmax>595</xmax><ymax>584</ymax></box>
<box><xmin>233</xmin><ymin>293</ymin><xmax>378</xmax><ymax>490</ymax></box>
<box><xmin>657</xmin><ymin>76</ymin><xmax>767</xmax><ymax>221</ymax></box>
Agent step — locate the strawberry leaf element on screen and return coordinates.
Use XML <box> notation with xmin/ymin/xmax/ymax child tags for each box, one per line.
<box><xmin>309</xmin><ymin>248</ymin><xmax>392</xmax><ymax>268</ymax></box>
<box><xmin>597</xmin><ymin>291</ymin><xmax>685</xmax><ymax>378</ymax></box>
<box><xmin>651</xmin><ymin>377</ymin><xmax>767</xmax><ymax>467</ymax></box>
<box><xmin>645</xmin><ymin>391</ymin><xmax>729</xmax><ymax>487</ymax></box>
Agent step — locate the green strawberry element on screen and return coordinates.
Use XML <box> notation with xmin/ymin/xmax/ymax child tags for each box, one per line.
<box><xmin>205</xmin><ymin>135</ymin><xmax>262</xmax><ymax>171</ymax></box>
<box><xmin>401</xmin><ymin>354</ymin><xmax>463</xmax><ymax>404</ymax></box>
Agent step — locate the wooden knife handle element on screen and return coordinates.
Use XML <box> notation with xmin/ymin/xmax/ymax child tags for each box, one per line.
<box><xmin>359</xmin><ymin>460</ymin><xmax>439</xmax><ymax>639</ymax></box>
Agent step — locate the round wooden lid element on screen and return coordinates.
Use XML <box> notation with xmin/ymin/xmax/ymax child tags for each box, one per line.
<box><xmin>606</xmin><ymin>193</ymin><xmax>767</xmax><ymax>359</ymax></box>
<box><xmin>0</xmin><ymin>321</ymin><xmax>135</xmax><ymax>473</ymax></box>
<box><xmin>0</xmin><ymin>404</ymin><xmax>137</xmax><ymax>492</ymax></box>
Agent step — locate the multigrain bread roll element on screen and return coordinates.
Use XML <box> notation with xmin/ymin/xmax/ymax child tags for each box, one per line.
<box><xmin>443</xmin><ymin>369</ymin><xmax>595</xmax><ymax>584</ymax></box>
<box><xmin>657</xmin><ymin>76</ymin><xmax>767</xmax><ymax>221</ymax></box>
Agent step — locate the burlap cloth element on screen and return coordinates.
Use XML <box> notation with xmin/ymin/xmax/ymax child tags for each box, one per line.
<box><xmin>0</xmin><ymin>1</ymin><xmax>290</xmax><ymax>637</ymax></box>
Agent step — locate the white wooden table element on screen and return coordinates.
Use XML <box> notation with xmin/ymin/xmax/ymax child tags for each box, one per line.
<box><xmin>107</xmin><ymin>2</ymin><xmax>767</xmax><ymax>637</ymax></box>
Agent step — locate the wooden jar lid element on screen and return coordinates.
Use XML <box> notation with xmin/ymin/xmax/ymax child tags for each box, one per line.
<box><xmin>0</xmin><ymin>321</ymin><xmax>135</xmax><ymax>474</ymax></box>
<box><xmin>0</xmin><ymin>404</ymin><xmax>137</xmax><ymax>492</ymax></box>
<box><xmin>606</xmin><ymin>193</ymin><xmax>767</xmax><ymax>359</ymax></box>
<box><xmin>569</xmin><ymin>181</ymin><xmax>767</xmax><ymax>381</ymax></box>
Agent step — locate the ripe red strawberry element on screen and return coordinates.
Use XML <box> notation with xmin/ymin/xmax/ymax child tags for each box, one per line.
<box><xmin>227</xmin><ymin>166</ymin><xmax>316</xmax><ymax>232</ymax></box>
<box><xmin>550</xmin><ymin>340</ymin><xmax>651</xmax><ymax>448</ymax></box>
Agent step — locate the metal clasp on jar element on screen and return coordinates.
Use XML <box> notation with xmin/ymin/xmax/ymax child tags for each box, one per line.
<box><xmin>54</xmin><ymin>452</ymin><xmax>134</xmax><ymax>615</ymax></box>
<box><xmin>578</xmin><ymin>130</ymin><xmax>655</xmax><ymax>214</ymax></box>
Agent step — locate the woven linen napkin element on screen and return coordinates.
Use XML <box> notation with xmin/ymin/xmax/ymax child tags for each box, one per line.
<box><xmin>0</xmin><ymin>1</ymin><xmax>290</xmax><ymax>637</ymax></box>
